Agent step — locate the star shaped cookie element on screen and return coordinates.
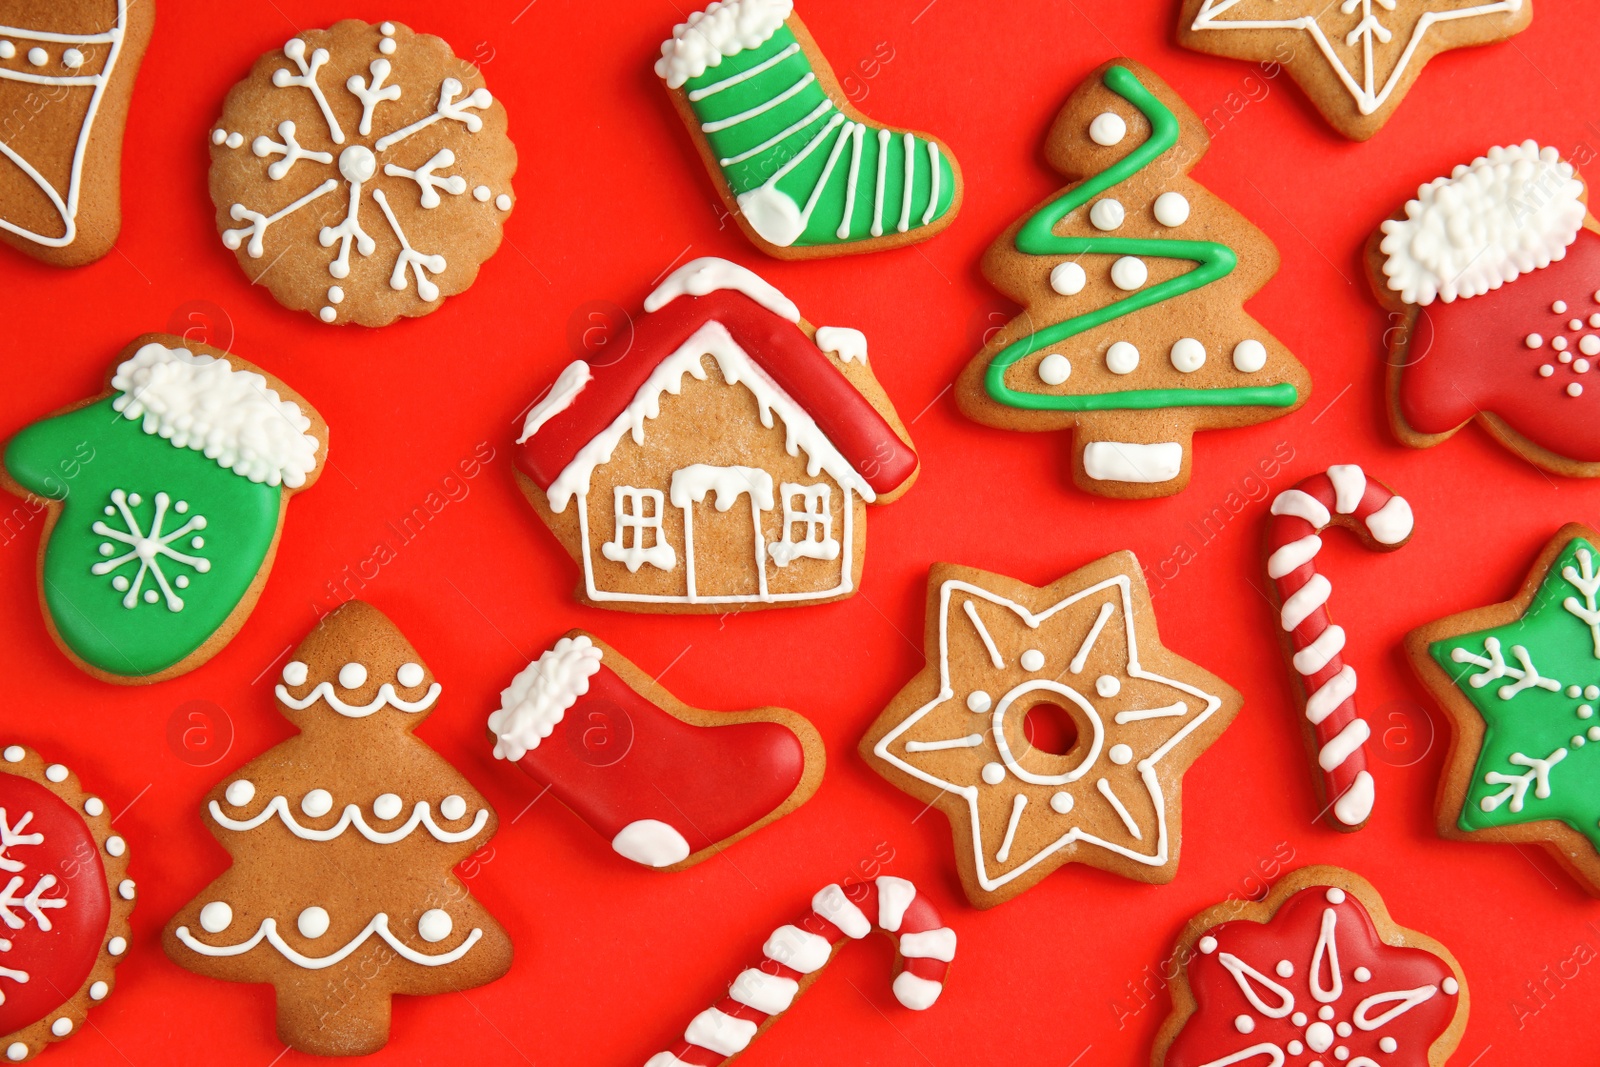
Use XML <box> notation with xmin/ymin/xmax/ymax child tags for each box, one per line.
<box><xmin>1408</xmin><ymin>523</ymin><xmax>1600</xmax><ymax>895</ymax></box>
<box><xmin>1178</xmin><ymin>0</ymin><xmax>1533</xmax><ymax>140</ymax></box>
<box><xmin>860</xmin><ymin>556</ymin><xmax>1242</xmax><ymax>908</ymax></box>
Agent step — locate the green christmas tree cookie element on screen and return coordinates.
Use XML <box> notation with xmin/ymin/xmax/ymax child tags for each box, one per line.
<box><xmin>1409</xmin><ymin>523</ymin><xmax>1600</xmax><ymax>896</ymax></box>
<box><xmin>1</xmin><ymin>335</ymin><xmax>327</xmax><ymax>683</ymax></box>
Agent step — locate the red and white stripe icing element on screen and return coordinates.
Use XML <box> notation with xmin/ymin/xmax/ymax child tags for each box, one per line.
<box><xmin>643</xmin><ymin>877</ymin><xmax>954</xmax><ymax>1066</ymax></box>
<box><xmin>1267</xmin><ymin>465</ymin><xmax>1413</xmax><ymax>829</ymax></box>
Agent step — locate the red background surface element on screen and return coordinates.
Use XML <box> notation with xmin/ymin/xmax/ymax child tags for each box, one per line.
<box><xmin>2</xmin><ymin>0</ymin><xmax>1598</xmax><ymax>1063</ymax></box>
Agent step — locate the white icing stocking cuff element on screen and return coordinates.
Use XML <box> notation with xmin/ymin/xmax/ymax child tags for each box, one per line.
<box><xmin>488</xmin><ymin>635</ymin><xmax>605</xmax><ymax>760</ymax></box>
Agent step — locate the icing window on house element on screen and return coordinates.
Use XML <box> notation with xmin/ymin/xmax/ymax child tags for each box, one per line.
<box><xmin>601</xmin><ymin>487</ymin><xmax>676</xmax><ymax>572</ymax></box>
<box><xmin>769</xmin><ymin>483</ymin><xmax>839</xmax><ymax>567</ymax></box>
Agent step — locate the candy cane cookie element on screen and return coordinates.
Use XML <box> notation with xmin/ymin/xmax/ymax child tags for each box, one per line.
<box><xmin>643</xmin><ymin>877</ymin><xmax>954</xmax><ymax>1066</ymax></box>
<box><xmin>1267</xmin><ymin>465</ymin><xmax>1414</xmax><ymax>830</ymax></box>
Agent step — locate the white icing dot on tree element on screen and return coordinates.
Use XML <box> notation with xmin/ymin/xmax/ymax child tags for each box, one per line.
<box><xmin>298</xmin><ymin>906</ymin><xmax>331</xmax><ymax>938</ymax></box>
<box><xmin>1089</xmin><ymin>198</ymin><xmax>1125</xmax><ymax>231</ymax></box>
<box><xmin>1110</xmin><ymin>256</ymin><xmax>1147</xmax><ymax>291</ymax></box>
<box><xmin>1050</xmin><ymin>261</ymin><xmax>1087</xmax><ymax>296</ymax></box>
<box><xmin>1232</xmin><ymin>339</ymin><xmax>1267</xmax><ymax>373</ymax></box>
<box><xmin>1</xmin><ymin>747</ymin><xmax>21</xmax><ymax>763</ymax></box>
<box><xmin>1106</xmin><ymin>341</ymin><xmax>1139</xmax><ymax>375</ymax></box>
<box><xmin>0</xmin><ymin>41</ymin><xmax>14</xmax><ymax>60</ymax></box>
<box><xmin>417</xmin><ymin>908</ymin><xmax>453</xmax><ymax>943</ymax></box>
<box><xmin>1170</xmin><ymin>338</ymin><xmax>1206</xmax><ymax>373</ymax></box>
<box><xmin>397</xmin><ymin>662</ymin><xmax>424</xmax><ymax>687</ymax></box>
<box><xmin>51</xmin><ymin>1018</ymin><xmax>72</xmax><ymax>1037</ymax></box>
<box><xmin>373</xmin><ymin>793</ymin><xmax>403</xmax><ymax>820</ymax></box>
<box><xmin>319</xmin><ymin>306</ymin><xmax>337</xmax><ymax>323</ymax></box>
<box><xmin>200</xmin><ymin>901</ymin><xmax>233</xmax><ymax>933</ymax></box>
<box><xmin>440</xmin><ymin>794</ymin><xmax>468</xmax><ymax>821</ymax></box>
<box><xmin>27</xmin><ymin>47</ymin><xmax>47</xmax><ymax>66</ymax></box>
<box><xmin>1153</xmin><ymin>191</ymin><xmax>1190</xmax><ymax>227</ymax></box>
<box><xmin>5</xmin><ymin>1042</ymin><xmax>24</xmax><ymax>1062</ymax></box>
<box><xmin>473</xmin><ymin>185</ymin><xmax>491</xmax><ymax>202</ymax></box>
<box><xmin>90</xmin><ymin>981</ymin><xmax>108</xmax><ymax>1001</ymax></box>
<box><xmin>84</xmin><ymin>796</ymin><xmax>104</xmax><ymax>816</ymax></box>
<box><xmin>45</xmin><ymin>763</ymin><xmax>68</xmax><ymax>782</ymax></box>
<box><xmin>496</xmin><ymin>194</ymin><xmax>512</xmax><ymax>211</ymax></box>
<box><xmin>106</xmin><ymin>835</ymin><xmax>125</xmax><ymax>856</ymax></box>
<box><xmin>283</xmin><ymin>660</ymin><xmax>308</xmax><ymax>686</ymax></box>
<box><xmin>63</xmin><ymin>48</ymin><xmax>84</xmax><ymax>69</ymax></box>
<box><xmin>1088</xmin><ymin>111</ymin><xmax>1126</xmax><ymax>146</ymax></box>
<box><xmin>339</xmin><ymin>662</ymin><xmax>368</xmax><ymax>689</ymax></box>
<box><xmin>1037</xmin><ymin>354</ymin><xmax>1071</xmax><ymax>386</ymax></box>
<box><xmin>301</xmin><ymin>789</ymin><xmax>334</xmax><ymax>817</ymax></box>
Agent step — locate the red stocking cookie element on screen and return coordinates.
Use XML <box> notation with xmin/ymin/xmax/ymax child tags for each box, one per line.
<box><xmin>644</xmin><ymin>877</ymin><xmax>954</xmax><ymax>1066</ymax></box>
<box><xmin>1155</xmin><ymin>866</ymin><xmax>1468</xmax><ymax>1067</ymax></box>
<box><xmin>1267</xmin><ymin>466</ymin><xmax>1414</xmax><ymax>830</ymax></box>
<box><xmin>1370</xmin><ymin>141</ymin><xmax>1600</xmax><ymax>476</ymax></box>
<box><xmin>0</xmin><ymin>745</ymin><xmax>134</xmax><ymax>1063</ymax></box>
<box><xmin>488</xmin><ymin>632</ymin><xmax>824</xmax><ymax>870</ymax></box>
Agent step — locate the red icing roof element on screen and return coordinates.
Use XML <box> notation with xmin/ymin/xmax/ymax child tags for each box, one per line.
<box><xmin>514</xmin><ymin>289</ymin><xmax>918</xmax><ymax>499</ymax></box>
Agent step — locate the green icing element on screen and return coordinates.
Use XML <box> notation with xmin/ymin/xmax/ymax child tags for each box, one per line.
<box><xmin>682</xmin><ymin>25</ymin><xmax>956</xmax><ymax>247</ymax></box>
<box><xmin>985</xmin><ymin>65</ymin><xmax>1294</xmax><ymax>414</ymax></box>
<box><xmin>1429</xmin><ymin>536</ymin><xmax>1600</xmax><ymax>853</ymax></box>
<box><xmin>4</xmin><ymin>400</ymin><xmax>283</xmax><ymax>677</ymax></box>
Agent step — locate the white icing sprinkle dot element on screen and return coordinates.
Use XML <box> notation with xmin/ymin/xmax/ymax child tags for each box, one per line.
<box><xmin>89</xmin><ymin>981</ymin><xmax>108</xmax><ymax>1001</ymax></box>
<box><xmin>1592</xmin><ymin>314</ymin><xmax>1600</xmax><ymax>327</ymax></box>
<box><xmin>1554</xmin><ymin>300</ymin><xmax>1568</xmax><ymax>314</ymax></box>
<box><xmin>1580</xmin><ymin>704</ymin><xmax>1595</xmax><ymax>719</ymax></box>
<box><xmin>967</xmin><ymin>691</ymin><xmax>992</xmax><ymax>713</ymax></box>
<box><xmin>1554</xmin><ymin>336</ymin><xmax>1569</xmax><ymax>351</ymax></box>
<box><xmin>108</xmin><ymin>937</ymin><xmax>126</xmax><ymax>956</ymax></box>
<box><xmin>0</xmin><ymin>42</ymin><xmax>14</xmax><ymax>60</ymax></box>
<box><xmin>1325</xmin><ymin>887</ymin><xmax>1346</xmax><ymax>904</ymax></box>
<box><xmin>1573</xmin><ymin>319</ymin><xmax>1586</xmax><ymax>331</ymax></box>
<box><xmin>1232</xmin><ymin>339</ymin><xmax>1267</xmax><ymax>373</ymax></box>
<box><xmin>338</xmin><ymin>662</ymin><xmax>368</xmax><ymax>689</ymax></box>
<box><xmin>1589</xmin><ymin>726</ymin><xmax>1600</xmax><ymax>741</ymax></box>
<box><xmin>1020</xmin><ymin>649</ymin><xmax>1046</xmax><ymax>672</ymax></box>
<box><xmin>1089</xmin><ymin>198</ymin><xmax>1125</xmax><ymax>231</ymax></box>
<box><xmin>1153</xmin><ymin>191</ymin><xmax>1190</xmax><ymax>227</ymax></box>
<box><xmin>199</xmin><ymin>901</ymin><xmax>233</xmax><ymax>933</ymax></box>
<box><xmin>1276</xmin><ymin>960</ymin><xmax>1294</xmax><ymax>978</ymax></box>
<box><xmin>226</xmin><ymin>132</ymin><xmax>244</xmax><ymax>149</ymax></box>
<box><xmin>1576</xmin><ymin>359</ymin><xmax>1591</xmax><ymax>373</ymax></box>
<box><xmin>1171</xmin><ymin>337</ymin><xmax>1206</xmax><ymax>373</ymax></box>
<box><xmin>1050</xmin><ymin>261</ymin><xmax>1087</xmax><ymax>296</ymax></box>
<box><xmin>1540</xmin><ymin>364</ymin><xmax>1555</xmax><ymax>377</ymax></box>
<box><xmin>1108</xmin><ymin>743</ymin><xmax>1134</xmax><ymax>765</ymax></box>
<box><xmin>379</xmin><ymin>37</ymin><xmax>397</xmax><ymax>55</ymax></box>
<box><xmin>5</xmin><ymin>1043</ymin><xmax>24</xmax><ymax>1062</ymax></box>
<box><xmin>298</xmin><ymin>906</ymin><xmax>330</xmax><ymax>939</ymax></box>
<box><xmin>319</xmin><ymin>306</ymin><xmax>337</xmax><ymax>323</ymax></box>
<box><xmin>1337</xmin><ymin>1021</ymin><xmax>1352</xmax><ymax>1038</ymax></box>
<box><xmin>1038</xmin><ymin>353</ymin><xmax>1071</xmax><ymax>385</ymax></box>
<box><xmin>1</xmin><ymin>747</ymin><xmax>21</xmax><ymax>763</ymax></box>
<box><xmin>981</xmin><ymin>762</ymin><xmax>1005</xmax><ymax>785</ymax></box>
<box><xmin>45</xmin><ymin>763</ymin><xmax>68</xmax><ymax>782</ymax></box>
<box><xmin>1443</xmin><ymin>976</ymin><xmax>1459</xmax><ymax>995</ymax></box>
<box><xmin>496</xmin><ymin>194</ymin><xmax>512</xmax><ymax>211</ymax></box>
<box><xmin>1050</xmin><ymin>792</ymin><xmax>1074</xmax><ymax>814</ymax></box>
<box><xmin>84</xmin><ymin>797</ymin><xmax>104</xmax><ymax>817</ymax></box>
<box><xmin>473</xmin><ymin>185</ymin><xmax>491</xmax><ymax>202</ymax></box>
<box><xmin>1198</xmin><ymin>935</ymin><xmax>1218</xmax><ymax>954</ymax></box>
<box><xmin>440</xmin><ymin>794</ymin><xmax>468</xmax><ymax>821</ymax></box>
<box><xmin>105</xmin><ymin>835</ymin><xmax>125</xmax><ymax>856</ymax></box>
<box><xmin>1380</xmin><ymin>1037</ymin><xmax>1398</xmax><ymax>1054</ymax></box>
<box><xmin>1234</xmin><ymin>1014</ymin><xmax>1255</xmax><ymax>1034</ymax></box>
<box><xmin>1568</xmin><ymin>383</ymin><xmax>1584</xmax><ymax>398</ymax></box>
<box><xmin>1588</xmin><ymin>686</ymin><xmax>1599</xmax><ymax>699</ymax></box>
<box><xmin>1106</xmin><ymin>341</ymin><xmax>1140</xmax><ymax>374</ymax></box>
<box><xmin>51</xmin><ymin>1018</ymin><xmax>71</xmax><ymax>1037</ymax></box>
<box><xmin>1354</xmin><ymin>966</ymin><xmax>1372</xmax><ymax>982</ymax></box>
<box><xmin>225</xmin><ymin>779</ymin><xmax>256</xmax><ymax>807</ymax></box>
<box><xmin>119</xmin><ymin>878</ymin><xmax>136</xmax><ymax>900</ymax></box>
<box><xmin>27</xmin><ymin>47</ymin><xmax>47</xmax><ymax>66</ymax></box>
<box><xmin>397</xmin><ymin>662</ymin><xmax>424</xmax><ymax>687</ymax></box>
<box><xmin>1319</xmin><ymin>1004</ymin><xmax>1335</xmax><ymax>1021</ymax></box>
<box><xmin>1581</xmin><ymin>335</ymin><xmax>1600</xmax><ymax>356</ymax></box>
<box><xmin>212</xmin><ymin>129</ymin><xmax>228</xmax><ymax>145</ymax></box>
<box><xmin>418</xmin><ymin>908</ymin><xmax>453</xmax><ymax>943</ymax></box>
<box><xmin>1088</xmin><ymin>112</ymin><xmax>1126</xmax><ymax>146</ymax></box>
<box><xmin>1292</xmin><ymin>1012</ymin><xmax>1306</xmax><ymax>1026</ymax></box>
<box><xmin>1527</xmin><ymin>333</ymin><xmax>1545</xmax><ymax>348</ymax></box>
<box><xmin>1575</xmin><ymin>735</ymin><xmax>1587</xmax><ymax>747</ymax></box>
<box><xmin>1096</xmin><ymin>675</ymin><xmax>1121</xmax><ymax>697</ymax></box>
<box><xmin>1110</xmin><ymin>255</ymin><xmax>1147</xmax><ymax>290</ymax></box>
<box><xmin>327</xmin><ymin>287</ymin><xmax>346</xmax><ymax>307</ymax></box>
<box><xmin>1560</xmin><ymin>350</ymin><xmax>1574</xmax><ymax>364</ymax></box>
<box><xmin>380</xmin><ymin>21</ymin><xmax>396</xmax><ymax>34</ymax></box>
<box><xmin>373</xmin><ymin>793</ymin><xmax>403</xmax><ymax>820</ymax></box>
<box><xmin>283</xmin><ymin>661</ymin><xmax>308</xmax><ymax>686</ymax></box>
<box><xmin>62</xmin><ymin>48</ymin><xmax>84</xmax><ymax>69</ymax></box>
<box><xmin>301</xmin><ymin>789</ymin><xmax>334</xmax><ymax>818</ymax></box>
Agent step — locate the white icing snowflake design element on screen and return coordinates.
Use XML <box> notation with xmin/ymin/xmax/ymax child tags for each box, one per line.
<box><xmin>91</xmin><ymin>489</ymin><xmax>209</xmax><ymax>612</ymax></box>
<box><xmin>213</xmin><ymin>21</ymin><xmax>512</xmax><ymax>323</ymax></box>
<box><xmin>0</xmin><ymin>807</ymin><xmax>67</xmax><ymax>994</ymax></box>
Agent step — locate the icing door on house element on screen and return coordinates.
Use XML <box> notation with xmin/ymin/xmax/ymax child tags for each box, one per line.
<box><xmin>669</xmin><ymin>465</ymin><xmax>774</xmax><ymax>602</ymax></box>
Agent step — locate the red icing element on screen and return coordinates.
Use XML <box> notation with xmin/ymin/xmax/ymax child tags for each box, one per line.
<box><xmin>515</xmin><ymin>288</ymin><xmax>919</xmax><ymax>499</ymax></box>
<box><xmin>1167</xmin><ymin>886</ymin><xmax>1459</xmax><ymax>1067</ymax></box>
<box><xmin>0</xmin><ymin>774</ymin><xmax>110</xmax><ymax>1036</ymax></box>
<box><xmin>514</xmin><ymin>659</ymin><xmax>807</xmax><ymax>856</ymax></box>
<box><xmin>1397</xmin><ymin>227</ymin><xmax>1600</xmax><ymax>462</ymax></box>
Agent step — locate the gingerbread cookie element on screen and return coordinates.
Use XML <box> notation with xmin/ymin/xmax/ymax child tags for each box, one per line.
<box><xmin>1180</xmin><ymin>0</ymin><xmax>1531</xmax><ymax>141</ymax></box>
<box><xmin>1407</xmin><ymin>523</ymin><xmax>1600</xmax><ymax>896</ymax></box>
<box><xmin>489</xmin><ymin>631</ymin><xmax>824</xmax><ymax>870</ymax></box>
<box><xmin>956</xmin><ymin>59</ymin><xmax>1309</xmax><ymax>499</ymax></box>
<box><xmin>162</xmin><ymin>602</ymin><xmax>512</xmax><ymax>1056</ymax></box>
<box><xmin>513</xmin><ymin>257</ymin><xmax>919</xmax><ymax>612</ymax></box>
<box><xmin>0</xmin><ymin>744</ymin><xmax>135</xmax><ymax>1063</ymax></box>
<box><xmin>0</xmin><ymin>334</ymin><xmax>327</xmax><ymax>683</ymax></box>
<box><xmin>655</xmin><ymin>0</ymin><xmax>961</xmax><ymax>258</ymax></box>
<box><xmin>210</xmin><ymin>20</ymin><xmax>515</xmax><ymax>326</ymax></box>
<box><xmin>1369</xmin><ymin>141</ymin><xmax>1600</xmax><ymax>477</ymax></box>
<box><xmin>1266</xmin><ymin>465</ymin><xmax>1414</xmax><ymax>831</ymax></box>
<box><xmin>0</xmin><ymin>0</ymin><xmax>155</xmax><ymax>266</ymax></box>
<box><xmin>859</xmin><ymin>556</ymin><xmax>1242</xmax><ymax>908</ymax></box>
<box><xmin>1155</xmin><ymin>866</ymin><xmax>1468</xmax><ymax>1067</ymax></box>
<box><xmin>644</xmin><ymin>877</ymin><xmax>954</xmax><ymax>1066</ymax></box>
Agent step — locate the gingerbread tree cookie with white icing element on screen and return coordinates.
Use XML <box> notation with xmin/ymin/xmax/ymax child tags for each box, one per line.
<box><xmin>162</xmin><ymin>602</ymin><xmax>512</xmax><ymax>1056</ymax></box>
<box><xmin>0</xmin><ymin>744</ymin><xmax>135</xmax><ymax>1063</ymax></box>
<box><xmin>956</xmin><ymin>59</ymin><xmax>1309</xmax><ymax>499</ymax></box>
<box><xmin>210</xmin><ymin>20</ymin><xmax>515</xmax><ymax>326</ymax></box>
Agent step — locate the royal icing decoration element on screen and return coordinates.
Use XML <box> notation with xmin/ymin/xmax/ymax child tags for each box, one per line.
<box><xmin>210</xmin><ymin>21</ymin><xmax>514</xmax><ymax>325</ymax></box>
<box><xmin>644</xmin><ymin>878</ymin><xmax>954</xmax><ymax>1066</ymax></box>
<box><xmin>1184</xmin><ymin>0</ymin><xmax>1529</xmax><ymax>138</ymax></box>
<box><xmin>1164</xmin><ymin>875</ymin><xmax>1465</xmax><ymax>1067</ymax></box>
<box><xmin>963</xmin><ymin>61</ymin><xmax>1307</xmax><ymax>497</ymax></box>
<box><xmin>0</xmin><ymin>748</ymin><xmax>133</xmax><ymax>1063</ymax></box>
<box><xmin>1418</xmin><ymin>527</ymin><xmax>1600</xmax><ymax>892</ymax></box>
<box><xmin>489</xmin><ymin>632</ymin><xmax>822</xmax><ymax>870</ymax></box>
<box><xmin>514</xmin><ymin>257</ymin><xmax>917</xmax><ymax>610</ymax></box>
<box><xmin>163</xmin><ymin>602</ymin><xmax>511</xmax><ymax>1056</ymax></box>
<box><xmin>1375</xmin><ymin>144</ymin><xmax>1600</xmax><ymax>473</ymax></box>
<box><xmin>656</xmin><ymin>0</ymin><xmax>959</xmax><ymax>254</ymax></box>
<box><xmin>862</xmin><ymin>557</ymin><xmax>1241</xmax><ymax>907</ymax></box>
<box><xmin>1268</xmin><ymin>466</ymin><xmax>1414</xmax><ymax>830</ymax></box>
<box><xmin>1</xmin><ymin>338</ymin><xmax>325</xmax><ymax>680</ymax></box>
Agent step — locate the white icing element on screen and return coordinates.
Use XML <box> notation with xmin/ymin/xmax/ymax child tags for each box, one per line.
<box><xmin>670</xmin><ymin>464</ymin><xmax>775</xmax><ymax>511</ymax></box>
<box><xmin>210</xmin><ymin>795</ymin><xmax>488</xmax><ymax>844</ymax></box>
<box><xmin>898</xmin><ymin>927</ymin><xmax>956</xmax><ymax>962</ymax></box>
<box><xmin>488</xmin><ymin>635</ymin><xmax>605</xmax><ymax>760</ymax></box>
<box><xmin>1105</xmin><ymin>341</ymin><xmax>1139</xmax><ymax>374</ymax></box>
<box><xmin>1232</xmin><ymin>339</ymin><xmax>1267</xmax><ymax>373</ymax></box>
<box><xmin>893</xmin><ymin>971</ymin><xmax>944</xmax><ymax>1010</ymax></box>
<box><xmin>1038</xmin><ymin>353</ymin><xmax>1071</xmax><ymax>385</ymax></box>
<box><xmin>1381</xmin><ymin>142</ymin><xmax>1585</xmax><ymax>305</ymax></box>
<box><xmin>297</xmin><ymin>906</ymin><xmax>330</xmax><ymax>938</ymax></box>
<box><xmin>1110</xmin><ymin>256</ymin><xmax>1147</xmax><ymax>290</ymax></box>
<box><xmin>1089</xmin><ymin>198</ymin><xmax>1125</xmax><ymax>231</ymax></box>
<box><xmin>875</xmin><ymin>876</ymin><xmax>916</xmax><ymax>933</ymax></box>
<box><xmin>276</xmin><ymin>672</ymin><xmax>442</xmax><ymax>717</ymax></box>
<box><xmin>1153</xmin><ymin>191</ymin><xmax>1190</xmax><ymax>227</ymax></box>
<box><xmin>301</xmin><ymin>789</ymin><xmax>333</xmax><ymax>817</ymax></box>
<box><xmin>337</xmin><ymin>662</ymin><xmax>367</xmax><ymax>689</ymax></box>
<box><xmin>282</xmin><ymin>661</ymin><xmax>308</xmax><ymax>686</ymax></box>
<box><xmin>199</xmin><ymin>901</ymin><xmax>233</xmax><ymax>933</ymax></box>
<box><xmin>611</xmin><ymin>820</ymin><xmax>692</xmax><ymax>867</ymax></box>
<box><xmin>176</xmin><ymin>913</ymin><xmax>481</xmax><ymax>969</ymax></box>
<box><xmin>517</xmin><ymin>360</ymin><xmax>592</xmax><ymax>443</ymax></box>
<box><xmin>110</xmin><ymin>344</ymin><xmax>321</xmax><ymax>487</ymax></box>
<box><xmin>396</xmin><ymin>662</ymin><xmax>424</xmax><ymax>688</ymax></box>
<box><xmin>1050</xmin><ymin>261</ymin><xmax>1087</xmax><ymax>295</ymax></box>
<box><xmin>1020</xmin><ymin>649</ymin><xmax>1046</xmax><ymax>672</ymax></box>
<box><xmin>1170</xmin><ymin>338</ymin><xmax>1206</xmax><ymax>373</ymax></box>
<box><xmin>417</xmin><ymin>908</ymin><xmax>453</xmax><ymax>943</ymax></box>
<box><xmin>1088</xmin><ymin>112</ymin><xmax>1126</xmax><ymax>146</ymax></box>
<box><xmin>684</xmin><ymin>1007</ymin><xmax>757</xmax><ymax>1056</ymax></box>
<box><xmin>812</xmin><ymin>884</ymin><xmax>871</xmax><ymax>939</ymax></box>
<box><xmin>373</xmin><ymin>793</ymin><xmax>403</xmax><ymax>820</ymax></box>
<box><xmin>643</xmin><ymin>257</ymin><xmax>800</xmax><ymax>322</ymax></box>
<box><xmin>731</xmin><ymin>968</ymin><xmax>799</xmax><ymax>1014</ymax></box>
<box><xmin>1333</xmin><ymin>770</ymin><xmax>1376</xmax><ymax>825</ymax></box>
<box><xmin>1083</xmin><ymin>441</ymin><xmax>1182</xmax><ymax>483</ymax></box>
<box><xmin>655</xmin><ymin>0</ymin><xmax>794</xmax><ymax>88</ymax></box>
<box><xmin>1366</xmin><ymin>496</ymin><xmax>1414</xmax><ymax>545</ymax></box>
<box><xmin>815</xmin><ymin>325</ymin><xmax>868</xmax><ymax>365</ymax></box>
<box><xmin>440</xmin><ymin>794</ymin><xmax>467</xmax><ymax>821</ymax></box>
<box><xmin>763</xmin><ymin>924</ymin><xmax>831</xmax><ymax>973</ymax></box>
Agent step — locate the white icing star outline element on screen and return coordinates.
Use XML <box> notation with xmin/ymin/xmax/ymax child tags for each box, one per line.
<box><xmin>873</xmin><ymin>572</ymin><xmax>1223</xmax><ymax>892</ymax></box>
<box><xmin>1191</xmin><ymin>0</ymin><xmax>1525</xmax><ymax>116</ymax></box>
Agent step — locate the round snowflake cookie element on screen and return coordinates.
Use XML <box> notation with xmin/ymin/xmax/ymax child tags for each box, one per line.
<box><xmin>209</xmin><ymin>20</ymin><xmax>516</xmax><ymax>326</ymax></box>
<box><xmin>0</xmin><ymin>745</ymin><xmax>134</xmax><ymax>1062</ymax></box>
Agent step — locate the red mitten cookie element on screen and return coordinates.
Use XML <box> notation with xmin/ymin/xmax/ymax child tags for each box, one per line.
<box><xmin>488</xmin><ymin>632</ymin><xmax>824</xmax><ymax>870</ymax></box>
